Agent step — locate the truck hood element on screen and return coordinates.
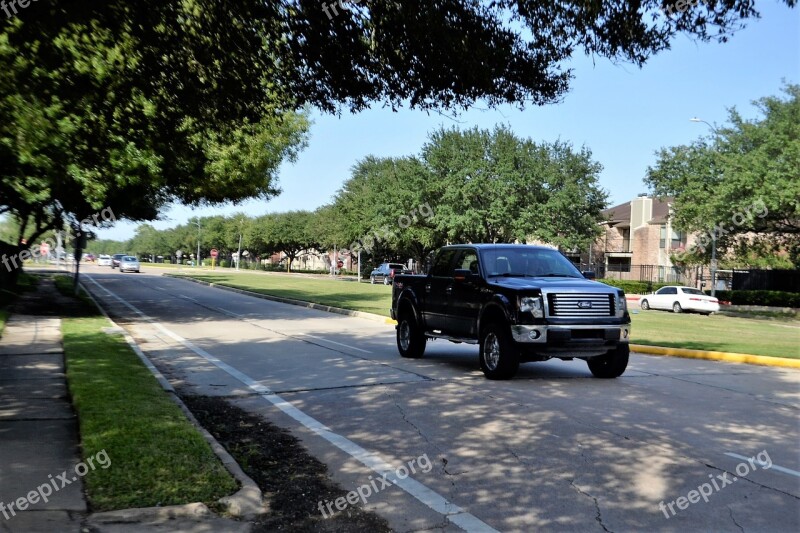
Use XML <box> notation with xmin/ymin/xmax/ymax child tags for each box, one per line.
<box><xmin>486</xmin><ymin>276</ymin><xmax>616</xmax><ymax>292</ymax></box>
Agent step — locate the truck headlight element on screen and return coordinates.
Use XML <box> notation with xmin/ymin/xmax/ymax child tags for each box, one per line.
<box><xmin>519</xmin><ymin>296</ymin><xmax>544</xmax><ymax>318</ymax></box>
<box><xmin>616</xmin><ymin>291</ymin><xmax>627</xmax><ymax>316</ymax></box>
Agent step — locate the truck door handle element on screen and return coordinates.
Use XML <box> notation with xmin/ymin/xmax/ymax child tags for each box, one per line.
<box><xmin>445</xmin><ymin>286</ymin><xmax>453</xmax><ymax>294</ymax></box>
<box><xmin>425</xmin><ymin>284</ymin><xmax>431</xmax><ymax>292</ymax></box>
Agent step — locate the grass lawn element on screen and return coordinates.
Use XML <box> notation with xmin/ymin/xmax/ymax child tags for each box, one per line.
<box><xmin>630</xmin><ymin>310</ymin><xmax>800</xmax><ymax>359</ymax></box>
<box><xmin>173</xmin><ymin>271</ymin><xmax>394</xmax><ymax>316</ymax></box>
<box><xmin>172</xmin><ymin>272</ymin><xmax>800</xmax><ymax>359</ymax></box>
<box><xmin>53</xmin><ymin>276</ymin><xmax>238</xmax><ymax>510</ymax></box>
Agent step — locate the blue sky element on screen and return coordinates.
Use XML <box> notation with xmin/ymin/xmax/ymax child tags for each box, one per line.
<box><xmin>97</xmin><ymin>2</ymin><xmax>799</xmax><ymax>241</ymax></box>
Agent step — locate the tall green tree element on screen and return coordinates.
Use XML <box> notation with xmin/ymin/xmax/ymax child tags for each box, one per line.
<box><xmin>646</xmin><ymin>84</ymin><xmax>800</xmax><ymax>266</ymax></box>
<box><xmin>256</xmin><ymin>211</ymin><xmax>319</xmax><ymax>272</ymax></box>
<box><xmin>0</xmin><ymin>1</ymin><xmax>310</xmax><ymax>288</ymax></box>
<box><xmin>422</xmin><ymin>126</ymin><xmax>607</xmax><ymax>249</ymax></box>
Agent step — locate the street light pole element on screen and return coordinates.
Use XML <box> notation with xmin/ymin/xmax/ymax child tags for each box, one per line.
<box><xmin>192</xmin><ymin>218</ymin><xmax>201</xmax><ymax>268</ymax></box>
<box><xmin>690</xmin><ymin>117</ymin><xmax>719</xmax><ymax>297</ymax></box>
<box><xmin>236</xmin><ymin>218</ymin><xmax>244</xmax><ymax>271</ymax></box>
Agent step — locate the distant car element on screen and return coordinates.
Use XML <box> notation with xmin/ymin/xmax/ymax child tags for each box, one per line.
<box><xmin>119</xmin><ymin>256</ymin><xmax>140</xmax><ymax>273</ymax></box>
<box><xmin>370</xmin><ymin>263</ymin><xmax>410</xmax><ymax>285</ymax></box>
<box><xmin>640</xmin><ymin>286</ymin><xmax>719</xmax><ymax>315</ymax></box>
<box><xmin>97</xmin><ymin>254</ymin><xmax>112</xmax><ymax>267</ymax></box>
<box><xmin>83</xmin><ymin>253</ymin><xmax>95</xmax><ymax>262</ymax></box>
<box><xmin>111</xmin><ymin>253</ymin><xmax>125</xmax><ymax>268</ymax></box>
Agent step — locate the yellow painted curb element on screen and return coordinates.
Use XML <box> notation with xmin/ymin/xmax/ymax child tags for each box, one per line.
<box><xmin>386</xmin><ymin>318</ymin><xmax>398</xmax><ymax>325</ymax></box>
<box><xmin>630</xmin><ymin>344</ymin><xmax>800</xmax><ymax>369</ymax></box>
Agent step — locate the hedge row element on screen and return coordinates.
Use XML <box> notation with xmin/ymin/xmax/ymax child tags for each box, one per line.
<box><xmin>598</xmin><ymin>279</ymin><xmax>672</xmax><ymax>295</ymax></box>
<box><xmin>709</xmin><ymin>290</ymin><xmax>800</xmax><ymax>308</ymax></box>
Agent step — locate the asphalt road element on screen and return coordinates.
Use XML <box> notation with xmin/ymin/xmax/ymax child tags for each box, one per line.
<box><xmin>78</xmin><ymin>266</ymin><xmax>800</xmax><ymax>533</ymax></box>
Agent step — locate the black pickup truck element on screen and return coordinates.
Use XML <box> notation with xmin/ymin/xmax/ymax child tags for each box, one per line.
<box><xmin>391</xmin><ymin>244</ymin><xmax>631</xmax><ymax>380</ymax></box>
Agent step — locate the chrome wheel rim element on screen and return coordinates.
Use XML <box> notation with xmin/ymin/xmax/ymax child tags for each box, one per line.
<box><xmin>399</xmin><ymin>321</ymin><xmax>411</xmax><ymax>351</ymax></box>
<box><xmin>483</xmin><ymin>332</ymin><xmax>500</xmax><ymax>370</ymax></box>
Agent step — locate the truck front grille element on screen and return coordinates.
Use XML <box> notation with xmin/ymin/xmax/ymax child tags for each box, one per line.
<box><xmin>548</xmin><ymin>293</ymin><xmax>614</xmax><ymax>317</ymax></box>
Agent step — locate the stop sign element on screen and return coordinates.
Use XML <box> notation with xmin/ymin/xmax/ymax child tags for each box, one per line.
<box><xmin>210</xmin><ymin>248</ymin><xmax>219</xmax><ymax>258</ymax></box>
<box><xmin>40</xmin><ymin>242</ymin><xmax>50</xmax><ymax>255</ymax></box>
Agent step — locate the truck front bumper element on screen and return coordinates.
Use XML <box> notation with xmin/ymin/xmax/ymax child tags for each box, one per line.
<box><xmin>510</xmin><ymin>324</ymin><xmax>630</xmax><ymax>345</ymax></box>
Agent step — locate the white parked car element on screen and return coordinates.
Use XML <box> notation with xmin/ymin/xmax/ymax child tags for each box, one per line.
<box><xmin>119</xmin><ymin>256</ymin><xmax>140</xmax><ymax>273</ymax></box>
<box><xmin>97</xmin><ymin>254</ymin><xmax>112</xmax><ymax>267</ymax></box>
<box><xmin>640</xmin><ymin>286</ymin><xmax>719</xmax><ymax>315</ymax></box>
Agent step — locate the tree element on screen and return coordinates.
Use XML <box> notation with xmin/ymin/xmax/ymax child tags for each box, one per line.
<box><xmin>421</xmin><ymin>126</ymin><xmax>607</xmax><ymax>249</ymax></box>
<box><xmin>277</xmin><ymin>0</ymin><xmax>792</xmax><ymax>112</ymax></box>
<box><xmin>257</xmin><ymin>211</ymin><xmax>319</xmax><ymax>272</ymax></box>
<box><xmin>0</xmin><ymin>1</ymin><xmax>310</xmax><ymax>288</ymax></box>
<box><xmin>646</xmin><ymin>84</ymin><xmax>800</xmax><ymax>266</ymax></box>
<box><xmin>328</xmin><ymin>156</ymin><xmax>445</xmax><ymax>267</ymax></box>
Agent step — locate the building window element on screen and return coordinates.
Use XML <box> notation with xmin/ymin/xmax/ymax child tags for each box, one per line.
<box><xmin>621</xmin><ymin>228</ymin><xmax>630</xmax><ymax>252</ymax></box>
<box><xmin>671</xmin><ymin>230</ymin><xmax>686</xmax><ymax>250</ymax></box>
<box><xmin>659</xmin><ymin>225</ymin><xmax>666</xmax><ymax>248</ymax></box>
<box><xmin>608</xmin><ymin>257</ymin><xmax>631</xmax><ymax>272</ymax></box>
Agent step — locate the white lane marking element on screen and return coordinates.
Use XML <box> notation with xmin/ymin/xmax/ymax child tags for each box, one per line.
<box><xmin>724</xmin><ymin>452</ymin><xmax>800</xmax><ymax>478</ymax></box>
<box><xmin>297</xmin><ymin>333</ymin><xmax>372</xmax><ymax>354</ymax></box>
<box><xmin>83</xmin><ymin>274</ymin><xmax>497</xmax><ymax>532</ymax></box>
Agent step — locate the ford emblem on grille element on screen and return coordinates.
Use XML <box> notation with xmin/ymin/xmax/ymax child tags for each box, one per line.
<box><xmin>577</xmin><ymin>301</ymin><xmax>593</xmax><ymax>309</ymax></box>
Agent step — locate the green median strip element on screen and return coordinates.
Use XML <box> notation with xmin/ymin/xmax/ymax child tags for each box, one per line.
<box><xmin>173</xmin><ymin>271</ymin><xmax>394</xmax><ymax>317</ymax></box>
<box><xmin>54</xmin><ymin>276</ymin><xmax>238</xmax><ymax>511</ymax></box>
<box><xmin>172</xmin><ymin>272</ymin><xmax>799</xmax><ymax>360</ymax></box>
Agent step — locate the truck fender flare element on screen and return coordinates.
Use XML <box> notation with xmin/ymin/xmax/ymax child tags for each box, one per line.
<box><xmin>478</xmin><ymin>297</ymin><xmax>513</xmax><ymax>335</ymax></box>
<box><xmin>396</xmin><ymin>291</ymin><xmax>423</xmax><ymax>326</ymax></box>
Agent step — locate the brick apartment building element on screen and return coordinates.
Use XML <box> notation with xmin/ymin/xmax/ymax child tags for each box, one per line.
<box><xmin>585</xmin><ymin>194</ymin><xmax>700</xmax><ymax>285</ymax></box>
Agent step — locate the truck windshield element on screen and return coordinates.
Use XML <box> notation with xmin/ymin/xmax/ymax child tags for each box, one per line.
<box><xmin>480</xmin><ymin>248</ymin><xmax>583</xmax><ymax>278</ymax></box>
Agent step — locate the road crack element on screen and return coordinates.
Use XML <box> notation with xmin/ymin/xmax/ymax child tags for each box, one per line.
<box><xmin>569</xmin><ymin>477</ymin><xmax>612</xmax><ymax>533</ymax></box>
<box><xmin>728</xmin><ymin>506</ymin><xmax>745</xmax><ymax>533</ymax></box>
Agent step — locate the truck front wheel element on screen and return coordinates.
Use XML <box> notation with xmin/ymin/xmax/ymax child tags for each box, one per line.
<box><xmin>587</xmin><ymin>344</ymin><xmax>629</xmax><ymax>378</ymax></box>
<box><xmin>397</xmin><ymin>312</ymin><xmax>426</xmax><ymax>358</ymax></box>
<box><xmin>479</xmin><ymin>323</ymin><xmax>519</xmax><ymax>380</ymax></box>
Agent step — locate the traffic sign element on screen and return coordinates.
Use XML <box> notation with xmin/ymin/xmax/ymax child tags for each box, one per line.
<box><xmin>210</xmin><ymin>248</ymin><xmax>219</xmax><ymax>258</ymax></box>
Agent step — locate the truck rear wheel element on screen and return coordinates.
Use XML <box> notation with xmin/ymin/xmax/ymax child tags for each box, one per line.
<box><xmin>479</xmin><ymin>323</ymin><xmax>519</xmax><ymax>380</ymax></box>
<box><xmin>587</xmin><ymin>344</ymin><xmax>629</xmax><ymax>378</ymax></box>
<box><xmin>397</xmin><ymin>312</ymin><xmax>426</xmax><ymax>358</ymax></box>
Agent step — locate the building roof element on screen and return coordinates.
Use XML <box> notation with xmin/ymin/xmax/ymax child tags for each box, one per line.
<box><xmin>601</xmin><ymin>196</ymin><xmax>675</xmax><ymax>226</ymax></box>
<box><xmin>602</xmin><ymin>202</ymin><xmax>631</xmax><ymax>225</ymax></box>
<box><xmin>648</xmin><ymin>197</ymin><xmax>675</xmax><ymax>224</ymax></box>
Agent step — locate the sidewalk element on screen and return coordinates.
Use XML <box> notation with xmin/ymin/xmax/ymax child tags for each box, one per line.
<box><xmin>0</xmin><ymin>282</ymin><xmax>86</xmax><ymax>532</ymax></box>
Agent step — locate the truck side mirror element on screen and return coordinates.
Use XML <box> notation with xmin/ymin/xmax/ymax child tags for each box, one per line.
<box><xmin>453</xmin><ymin>269</ymin><xmax>475</xmax><ymax>282</ymax></box>
<box><xmin>582</xmin><ymin>271</ymin><xmax>596</xmax><ymax>280</ymax></box>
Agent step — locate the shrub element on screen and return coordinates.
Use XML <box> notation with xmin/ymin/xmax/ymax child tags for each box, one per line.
<box><xmin>709</xmin><ymin>290</ymin><xmax>800</xmax><ymax>307</ymax></box>
<box><xmin>598</xmin><ymin>279</ymin><xmax>672</xmax><ymax>294</ymax></box>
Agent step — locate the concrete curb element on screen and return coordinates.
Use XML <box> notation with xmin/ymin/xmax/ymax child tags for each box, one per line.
<box><xmin>80</xmin><ymin>282</ymin><xmax>268</xmax><ymax>520</ymax></box>
<box><xmin>630</xmin><ymin>344</ymin><xmax>800</xmax><ymax>369</ymax></box>
<box><xmin>87</xmin><ymin>502</ymin><xmax>212</xmax><ymax>523</ymax></box>
<box><xmin>165</xmin><ymin>274</ymin><xmax>396</xmax><ymax>325</ymax></box>
<box><xmin>164</xmin><ymin>274</ymin><xmax>798</xmax><ymax>370</ymax></box>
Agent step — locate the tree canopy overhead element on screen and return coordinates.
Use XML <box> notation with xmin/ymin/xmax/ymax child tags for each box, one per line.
<box><xmin>1</xmin><ymin>0</ymin><xmax>794</xmax><ymax>282</ymax></box>
<box><xmin>278</xmin><ymin>0</ymin><xmax>794</xmax><ymax>112</ymax></box>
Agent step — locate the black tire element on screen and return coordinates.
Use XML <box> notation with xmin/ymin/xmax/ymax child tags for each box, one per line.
<box><xmin>479</xmin><ymin>323</ymin><xmax>519</xmax><ymax>380</ymax></box>
<box><xmin>640</xmin><ymin>299</ymin><xmax>650</xmax><ymax>310</ymax></box>
<box><xmin>587</xmin><ymin>344</ymin><xmax>629</xmax><ymax>378</ymax></box>
<box><xmin>397</xmin><ymin>311</ymin><xmax>426</xmax><ymax>358</ymax></box>
<box><xmin>672</xmin><ymin>302</ymin><xmax>682</xmax><ymax>313</ymax></box>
